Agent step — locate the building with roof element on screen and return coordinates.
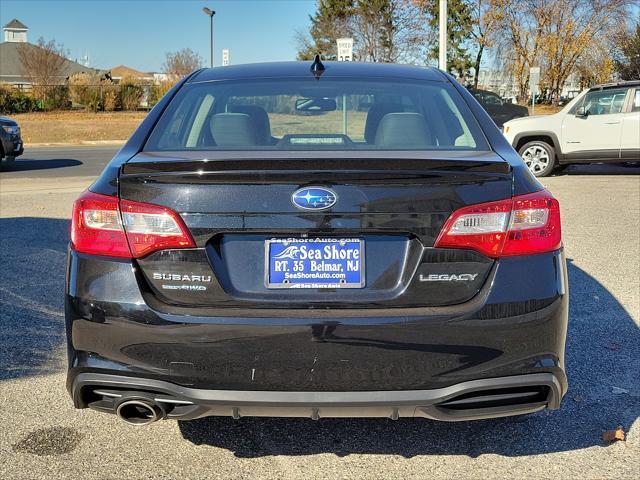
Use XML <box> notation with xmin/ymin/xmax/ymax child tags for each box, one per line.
<box><xmin>0</xmin><ymin>19</ymin><xmax>100</xmax><ymax>86</ymax></box>
<box><xmin>109</xmin><ymin>65</ymin><xmax>154</xmax><ymax>84</ymax></box>
<box><xmin>3</xmin><ymin>18</ymin><xmax>28</xmax><ymax>43</ymax></box>
<box><xmin>477</xmin><ymin>68</ymin><xmax>584</xmax><ymax>102</ymax></box>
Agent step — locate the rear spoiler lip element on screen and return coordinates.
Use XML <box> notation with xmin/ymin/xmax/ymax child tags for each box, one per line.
<box><xmin>122</xmin><ymin>150</ymin><xmax>511</xmax><ymax>176</ymax></box>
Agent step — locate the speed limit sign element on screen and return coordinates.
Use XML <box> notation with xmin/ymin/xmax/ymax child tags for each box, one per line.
<box><xmin>336</xmin><ymin>38</ymin><xmax>353</xmax><ymax>61</ymax></box>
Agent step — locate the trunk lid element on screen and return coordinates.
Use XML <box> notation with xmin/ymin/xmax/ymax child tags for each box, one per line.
<box><xmin>119</xmin><ymin>151</ymin><xmax>511</xmax><ymax>309</ymax></box>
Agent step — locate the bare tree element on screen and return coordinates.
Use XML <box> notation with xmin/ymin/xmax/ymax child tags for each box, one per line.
<box><xmin>162</xmin><ymin>48</ymin><xmax>203</xmax><ymax>79</ymax></box>
<box><xmin>490</xmin><ymin>0</ymin><xmax>633</xmax><ymax>104</ymax></box>
<box><xmin>489</xmin><ymin>0</ymin><xmax>553</xmax><ymax>102</ymax></box>
<box><xmin>352</xmin><ymin>0</ymin><xmax>430</xmax><ymax>63</ymax></box>
<box><xmin>17</xmin><ymin>37</ymin><xmax>68</xmax><ymax>101</ymax></box>
<box><xmin>295</xmin><ymin>29</ymin><xmax>318</xmax><ymax>61</ymax></box>
<box><xmin>540</xmin><ymin>0</ymin><xmax>630</xmax><ymax>104</ymax></box>
<box><xmin>297</xmin><ymin>0</ymin><xmax>431</xmax><ymax>64</ymax></box>
<box><xmin>612</xmin><ymin>20</ymin><xmax>640</xmax><ymax>81</ymax></box>
<box><xmin>575</xmin><ymin>43</ymin><xmax>616</xmax><ymax>88</ymax></box>
<box><xmin>391</xmin><ymin>0</ymin><xmax>433</xmax><ymax>64</ymax></box>
<box><xmin>351</xmin><ymin>0</ymin><xmax>394</xmax><ymax>61</ymax></box>
<box><xmin>470</xmin><ymin>0</ymin><xmax>498</xmax><ymax>88</ymax></box>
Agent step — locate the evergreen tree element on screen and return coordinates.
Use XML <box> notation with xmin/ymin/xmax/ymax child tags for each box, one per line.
<box><xmin>614</xmin><ymin>23</ymin><xmax>640</xmax><ymax>81</ymax></box>
<box><xmin>420</xmin><ymin>0</ymin><xmax>474</xmax><ymax>79</ymax></box>
<box><xmin>297</xmin><ymin>0</ymin><xmax>355</xmax><ymax>60</ymax></box>
<box><xmin>297</xmin><ymin>0</ymin><xmax>429</xmax><ymax>63</ymax></box>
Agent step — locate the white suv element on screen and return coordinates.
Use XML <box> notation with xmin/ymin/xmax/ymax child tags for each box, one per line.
<box><xmin>503</xmin><ymin>81</ymin><xmax>640</xmax><ymax>176</ymax></box>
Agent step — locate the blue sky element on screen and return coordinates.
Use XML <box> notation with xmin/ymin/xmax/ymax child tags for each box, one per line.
<box><xmin>0</xmin><ymin>0</ymin><xmax>316</xmax><ymax>71</ymax></box>
<box><xmin>3</xmin><ymin>1</ymin><xmax>638</xmax><ymax>73</ymax></box>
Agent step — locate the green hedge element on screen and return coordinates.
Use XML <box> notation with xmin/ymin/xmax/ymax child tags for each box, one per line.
<box><xmin>0</xmin><ymin>87</ymin><xmax>41</xmax><ymax>114</ymax></box>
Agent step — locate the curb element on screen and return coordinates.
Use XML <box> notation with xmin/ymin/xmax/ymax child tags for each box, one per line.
<box><xmin>27</xmin><ymin>140</ymin><xmax>126</xmax><ymax>147</ymax></box>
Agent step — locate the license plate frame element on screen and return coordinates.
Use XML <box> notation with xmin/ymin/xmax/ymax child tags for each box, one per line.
<box><xmin>265</xmin><ymin>238</ymin><xmax>365</xmax><ymax>289</ymax></box>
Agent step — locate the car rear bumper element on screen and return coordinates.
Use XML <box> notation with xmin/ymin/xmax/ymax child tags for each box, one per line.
<box><xmin>70</xmin><ymin>371</ymin><xmax>564</xmax><ymax>421</ymax></box>
<box><xmin>66</xmin><ymin>247</ymin><xmax>569</xmax><ymax>419</ymax></box>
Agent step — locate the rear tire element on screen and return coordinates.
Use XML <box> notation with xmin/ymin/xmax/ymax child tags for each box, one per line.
<box><xmin>518</xmin><ymin>141</ymin><xmax>556</xmax><ymax>177</ymax></box>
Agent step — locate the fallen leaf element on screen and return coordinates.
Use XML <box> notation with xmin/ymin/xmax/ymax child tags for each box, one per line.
<box><xmin>602</xmin><ymin>426</ymin><xmax>625</xmax><ymax>443</ymax></box>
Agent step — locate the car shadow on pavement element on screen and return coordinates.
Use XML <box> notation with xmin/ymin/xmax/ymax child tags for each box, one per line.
<box><xmin>0</xmin><ymin>158</ymin><xmax>82</xmax><ymax>172</ymax></box>
<box><xmin>560</xmin><ymin>164</ymin><xmax>640</xmax><ymax>176</ymax></box>
<box><xmin>179</xmin><ymin>259</ymin><xmax>639</xmax><ymax>458</ymax></box>
<box><xmin>0</xmin><ymin>217</ymin><xmax>69</xmax><ymax>381</ymax></box>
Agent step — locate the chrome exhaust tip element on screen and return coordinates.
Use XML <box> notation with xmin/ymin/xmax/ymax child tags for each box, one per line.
<box><xmin>115</xmin><ymin>399</ymin><xmax>162</xmax><ymax>426</ymax></box>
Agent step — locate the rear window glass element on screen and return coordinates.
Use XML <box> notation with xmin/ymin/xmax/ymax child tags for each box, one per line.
<box><xmin>144</xmin><ymin>78</ymin><xmax>488</xmax><ymax>151</ymax></box>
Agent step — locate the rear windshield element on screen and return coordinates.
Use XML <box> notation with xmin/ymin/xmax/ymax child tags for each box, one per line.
<box><xmin>144</xmin><ymin>77</ymin><xmax>489</xmax><ymax>151</ymax></box>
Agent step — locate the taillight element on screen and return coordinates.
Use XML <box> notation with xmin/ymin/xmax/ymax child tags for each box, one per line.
<box><xmin>435</xmin><ymin>190</ymin><xmax>561</xmax><ymax>257</ymax></box>
<box><xmin>71</xmin><ymin>191</ymin><xmax>195</xmax><ymax>258</ymax></box>
<box><xmin>120</xmin><ymin>199</ymin><xmax>195</xmax><ymax>258</ymax></box>
<box><xmin>71</xmin><ymin>191</ymin><xmax>131</xmax><ymax>257</ymax></box>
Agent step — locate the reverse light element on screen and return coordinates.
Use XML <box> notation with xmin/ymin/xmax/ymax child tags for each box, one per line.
<box><xmin>435</xmin><ymin>190</ymin><xmax>561</xmax><ymax>257</ymax></box>
<box><xmin>71</xmin><ymin>191</ymin><xmax>195</xmax><ymax>258</ymax></box>
<box><xmin>120</xmin><ymin>199</ymin><xmax>195</xmax><ymax>258</ymax></box>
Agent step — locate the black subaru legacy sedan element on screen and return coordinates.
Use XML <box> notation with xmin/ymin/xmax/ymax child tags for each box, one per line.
<box><xmin>66</xmin><ymin>60</ymin><xmax>568</xmax><ymax>426</ymax></box>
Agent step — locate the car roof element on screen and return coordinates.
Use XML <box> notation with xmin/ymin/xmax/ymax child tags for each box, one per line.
<box><xmin>189</xmin><ymin>61</ymin><xmax>446</xmax><ymax>83</ymax></box>
<box><xmin>590</xmin><ymin>80</ymin><xmax>640</xmax><ymax>90</ymax></box>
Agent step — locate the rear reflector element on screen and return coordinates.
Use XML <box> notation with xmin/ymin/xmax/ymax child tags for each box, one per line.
<box><xmin>71</xmin><ymin>191</ymin><xmax>195</xmax><ymax>258</ymax></box>
<box><xmin>435</xmin><ymin>190</ymin><xmax>561</xmax><ymax>257</ymax></box>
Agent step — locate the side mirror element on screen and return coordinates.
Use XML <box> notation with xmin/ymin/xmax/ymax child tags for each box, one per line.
<box><xmin>575</xmin><ymin>106</ymin><xmax>588</xmax><ymax>117</ymax></box>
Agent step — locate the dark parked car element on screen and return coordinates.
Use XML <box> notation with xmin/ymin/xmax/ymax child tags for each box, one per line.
<box><xmin>0</xmin><ymin>116</ymin><xmax>23</xmax><ymax>163</ymax></box>
<box><xmin>66</xmin><ymin>60</ymin><xmax>568</xmax><ymax>426</ymax></box>
<box><xmin>469</xmin><ymin>88</ymin><xmax>529</xmax><ymax>127</ymax></box>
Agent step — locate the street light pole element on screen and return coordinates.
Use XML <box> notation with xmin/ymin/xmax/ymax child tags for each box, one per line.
<box><xmin>202</xmin><ymin>7</ymin><xmax>216</xmax><ymax>68</ymax></box>
<box><xmin>438</xmin><ymin>0</ymin><xmax>447</xmax><ymax>71</ymax></box>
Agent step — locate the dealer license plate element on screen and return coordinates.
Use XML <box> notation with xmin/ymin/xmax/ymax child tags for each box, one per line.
<box><xmin>266</xmin><ymin>238</ymin><xmax>364</xmax><ymax>289</ymax></box>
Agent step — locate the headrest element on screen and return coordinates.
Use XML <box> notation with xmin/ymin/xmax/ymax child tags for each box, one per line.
<box><xmin>209</xmin><ymin>113</ymin><xmax>259</xmax><ymax>147</ymax></box>
<box><xmin>374</xmin><ymin>113</ymin><xmax>432</xmax><ymax>148</ymax></box>
<box><xmin>230</xmin><ymin>105</ymin><xmax>271</xmax><ymax>144</ymax></box>
<box><xmin>364</xmin><ymin>103</ymin><xmax>404</xmax><ymax>143</ymax></box>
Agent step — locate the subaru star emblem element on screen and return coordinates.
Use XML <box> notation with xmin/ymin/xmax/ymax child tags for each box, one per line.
<box><xmin>291</xmin><ymin>187</ymin><xmax>337</xmax><ymax>210</ymax></box>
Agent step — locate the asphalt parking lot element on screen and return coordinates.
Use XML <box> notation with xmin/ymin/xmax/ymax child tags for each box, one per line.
<box><xmin>0</xmin><ymin>147</ymin><xmax>638</xmax><ymax>479</ymax></box>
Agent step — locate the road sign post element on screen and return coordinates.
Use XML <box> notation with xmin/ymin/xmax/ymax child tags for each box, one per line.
<box><xmin>439</xmin><ymin>0</ymin><xmax>447</xmax><ymax>70</ymax></box>
<box><xmin>529</xmin><ymin>67</ymin><xmax>540</xmax><ymax>115</ymax></box>
<box><xmin>336</xmin><ymin>38</ymin><xmax>353</xmax><ymax>135</ymax></box>
<box><xmin>222</xmin><ymin>49</ymin><xmax>230</xmax><ymax>66</ymax></box>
